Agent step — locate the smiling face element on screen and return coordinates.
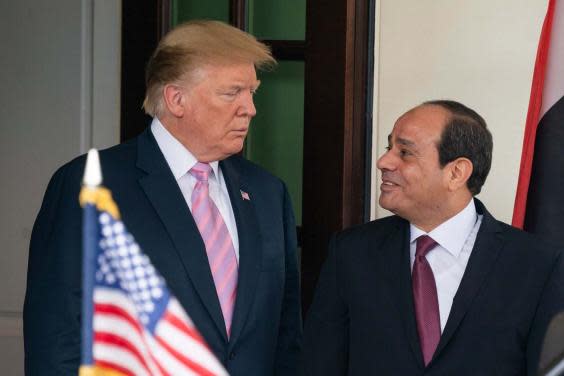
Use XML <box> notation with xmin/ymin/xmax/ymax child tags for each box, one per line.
<box><xmin>377</xmin><ymin>105</ymin><xmax>453</xmax><ymax>230</ymax></box>
<box><xmin>165</xmin><ymin>62</ymin><xmax>260</xmax><ymax>162</ymax></box>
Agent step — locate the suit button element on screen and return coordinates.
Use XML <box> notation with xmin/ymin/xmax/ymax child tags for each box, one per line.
<box><xmin>229</xmin><ymin>352</ymin><xmax>235</xmax><ymax>360</ymax></box>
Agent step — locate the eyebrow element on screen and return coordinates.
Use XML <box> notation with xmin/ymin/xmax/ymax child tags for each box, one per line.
<box><xmin>225</xmin><ymin>80</ymin><xmax>261</xmax><ymax>90</ymax></box>
<box><xmin>387</xmin><ymin>134</ymin><xmax>416</xmax><ymax>147</ymax></box>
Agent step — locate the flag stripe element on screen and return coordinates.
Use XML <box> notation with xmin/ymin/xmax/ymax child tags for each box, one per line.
<box><xmin>522</xmin><ymin>97</ymin><xmax>564</xmax><ymax>244</ymax></box>
<box><xmin>512</xmin><ymin>0</ymin><xmax>556</xmax><ymax>228</ymax></box>
<box><xmin>154</xmin><ymin>334</ymin><xmax>219</xmax><ymax>376</ymax></box>
<box><xmin>158</xmin><ymin>317</ymin><xmax>226</xmax><ymax>374</ymax></box>
<box><xmin>162</xmin><ymin>310</ymin><xmax>206</xmax><ymax>347</ymax></box>
<box><xmin>95</xmin><ymin>289</ymin><xmax>139</xmax><ymax>319</ymax></box>
<box><xmin>146</xmin><ymin>334</ymin><xmax>204</xmax><ymax>376</ymax></box>
<box><xmin>95</xmin><ymin>303</ymin><xmax>143</xmax><ymax>336</ymax></box>
<box><xmin>94</xmin><ymin>343</ymin><xmax>150</xmax><ymax>376</ymax></box>
<box><xmin>94</xmin><ymin>314</ymin><xmax>165</xmax><ymax>376</ymax></box>
<box><xmin>95</xmin><ymin>332</ymin><xmax>153</xmax><ymax>375</ymax></box>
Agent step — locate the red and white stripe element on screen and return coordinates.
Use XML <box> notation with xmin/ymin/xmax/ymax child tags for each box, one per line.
<box><xmin>93</xmin><ymin>288</ymin><xmax>228</xmax><ymax>376</ymax></box>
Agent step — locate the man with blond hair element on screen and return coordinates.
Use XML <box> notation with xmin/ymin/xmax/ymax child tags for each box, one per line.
<box><xmin>24</xmin><ymin>20</ymin><xmax>302</xmax><ymax>375</ymax></box>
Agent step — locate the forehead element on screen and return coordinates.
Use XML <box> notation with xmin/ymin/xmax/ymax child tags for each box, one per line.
<box><xmin>391</xmin><ymin>105</ymin><xmax>449</xmax><ymax>143</ymax></box>
<box><xmin>182</xmin><ymin>62</ymin><xmax>258</xmax><ymax>92</ymax></box>
<box><xmin>204</xmin><ymin>62</ymin><xmax>258</xmax><ymax>83</ymax></box>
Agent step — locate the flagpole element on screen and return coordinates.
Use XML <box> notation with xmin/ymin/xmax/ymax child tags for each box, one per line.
<box><xmin>79</xmin><ymin>149</ymin><xmax>102</xmax><ymax>374</ymax></box>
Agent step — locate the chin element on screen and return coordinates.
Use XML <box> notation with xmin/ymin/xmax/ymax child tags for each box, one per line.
<box><xmin>379</xmin><ymin>196</ymin><xmax>399</xmax><ymax>214</ymax></box>
<box><xmin>379</xmin><ymin>193</ymin><xmax>392</xmax><ymax>208</ymax></box>
<box><xmin>223</xmin><ymin>143</ymin><xmax>244</xmax><ymax>157</ymax></box>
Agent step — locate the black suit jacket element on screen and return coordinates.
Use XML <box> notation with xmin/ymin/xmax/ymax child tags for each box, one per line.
<box><xmin>24</xmin><ymin>129</ymin><xmax>302</xmax><ymax>375</ymax></box>
<box><xmin>302</xmin><ymin>200</ymin><xmax>564</xmax><ymax>375</ymax></box>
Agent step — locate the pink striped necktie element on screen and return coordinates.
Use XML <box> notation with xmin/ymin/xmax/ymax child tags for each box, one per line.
<box><xmin>412</xmin><ymin>235</ymin><xmax>440</xmax><ymax>366</ymax></box>
<box><xmin>190</xmin><ymin>162</ymin><xmax>238</xmax><ymax>337</ymax></box>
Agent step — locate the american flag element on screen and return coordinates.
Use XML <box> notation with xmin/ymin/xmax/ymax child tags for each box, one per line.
<box><xmin>80</xmin><ymin>186</ymin><xmax>228</xmax><ymax>376</ymax></box>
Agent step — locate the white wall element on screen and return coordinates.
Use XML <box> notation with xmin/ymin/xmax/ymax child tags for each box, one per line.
<box><xmin>0</xmin><ymin>1</ymin><xmax>120</xmax><ymax>374</ymax></box>
<box><xmin>372</xmin><ymin>0</ymin><xmax>548</xmax><ymax>223</ymax></box>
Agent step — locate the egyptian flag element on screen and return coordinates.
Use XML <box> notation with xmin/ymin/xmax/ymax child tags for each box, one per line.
<box><xmin>512</xmin><ymin>0</ymin><xmax>564</xmax><ymax>246</ymax></box>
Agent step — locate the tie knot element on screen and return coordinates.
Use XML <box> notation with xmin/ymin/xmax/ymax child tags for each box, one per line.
<box><xmin>416</xmin><ymin>235</ymin><xmax>437</xmax><ymax>258</ymax></box>
<box><xmin>190</xmin><ymin>162</ymin><xmax>212</xmax><ymax>182</ymax></box>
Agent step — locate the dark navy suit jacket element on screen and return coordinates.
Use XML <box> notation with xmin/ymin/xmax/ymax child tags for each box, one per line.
<box><xmin>24</xmin><ymin>129</ymin><xmax>302</xmax><ymax>375</ymax></box>
<box><xmin>302</xmin><ymin>200</ymin><xmax>564</xmax><ymax>375</ymax></box>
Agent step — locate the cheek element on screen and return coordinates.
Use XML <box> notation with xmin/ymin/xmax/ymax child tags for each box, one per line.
<box><xmin>399</xmin><ymin>166</ymin><xmax>422</xmax><ymax>186</ymax></box>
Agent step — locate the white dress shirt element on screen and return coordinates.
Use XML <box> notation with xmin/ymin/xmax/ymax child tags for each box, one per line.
<box><xmin>410</xmin><ymin>200</ymin><xmax>483</xmax><ymax>332</ymax></box>
<box><xmin>150</xmin><ymin>118</ymin><xmax>240</xmax><ymax>261</ymax></box>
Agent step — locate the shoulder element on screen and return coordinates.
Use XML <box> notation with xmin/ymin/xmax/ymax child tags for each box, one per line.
<box><xmin>53</xmin><ymin>135</ymin><xmax>139</xmax><ymax>180</ymax></box>
<box><xmin>336</xmin><ymin>215</ymin><xmax>405</xmax><ymax>242</ymax></box>
<box><xmin>222</xmin><ymin>154</ymin><xmax>287</xmax><ymax>192</ymax></box>
<box><xmin>496</xmin><ymin>220</ymin><xmax>562</xmax><ymax>262</ymax></box>
<box><xmin>478</xmin><ymin>202</ymin><xmax>563</xmax><ymax>268</ymax></box>
<box><xmin>330</xmin><ymin>215</ymin><xmax>407</xmax><ymax>259</ymax></box>
<box><xmin>97</xmin><ymin>136</ymin><xmax>139</xmax><ymax>171</ymax></box>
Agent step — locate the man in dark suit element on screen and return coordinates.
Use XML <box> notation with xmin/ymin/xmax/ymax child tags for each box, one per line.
<box><xmin>301</xmin><ymin>100</ymin><xmax>564</xmax><ymax>375</ymax></box>
<box><xmin>24</xmin><ymin>20</ymin><xmax>302</xmax><ymax>375</ymax></box>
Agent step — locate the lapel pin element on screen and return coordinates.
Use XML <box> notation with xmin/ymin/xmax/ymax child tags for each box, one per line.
<box><xmin>240</xmin><ymin>190</ymin><xmax>250</xmax><ymax>201</ymax></box>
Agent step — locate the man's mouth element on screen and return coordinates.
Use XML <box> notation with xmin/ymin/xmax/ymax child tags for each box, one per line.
<box><xmin>380</xmin><ymin>180</ymin><xmax>400</xmax><ymax>191</ymax></box>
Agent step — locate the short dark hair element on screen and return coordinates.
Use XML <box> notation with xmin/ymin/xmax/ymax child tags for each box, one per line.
<box><xmin>424</xmin><ymin>100</ymin><xmax>493</xmax><ymax>195</ymax></box>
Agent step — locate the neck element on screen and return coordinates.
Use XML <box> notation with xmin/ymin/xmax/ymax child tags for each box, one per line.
<box><xmin>159</xmin><ymin>116</ymin><xmax>219</xmax><ymax>162</ymax></box>
<box><xmin>411</xmin><ymin>195</ymin><xmax>473</xmax><ymax>232</ymax></box>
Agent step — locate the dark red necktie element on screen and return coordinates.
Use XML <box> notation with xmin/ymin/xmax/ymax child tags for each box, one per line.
<box><xmin>412</xmin><ymin>235</ymin><xmax>440</xmax><ymax>366</ymax></box>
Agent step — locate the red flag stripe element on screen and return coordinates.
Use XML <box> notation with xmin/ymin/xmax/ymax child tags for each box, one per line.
<box><xmin>154</xmin><ymin>334</ymin><xmax>218</xmax><ymax>376</ymax></box>
<box><xmin>95</xmin><ymin>332</ymin><xmax>153</xmax><ymax>375</ymax></box>
<box><xmin>96</xmin><ymin>302</ymin><xmax>216</xmax><ymax>375</ymax></box>
<box><xmin>94</xmin><ymin>343</ymin><xmax>150</xmax><ymax>376</ymax></box>
<box><xmin>512</xmin><ymin>0</ymin><xmax>556</xmax><ymax>228</ymax></box>
<box><xmin>95</xmin><ymin>303</ymin><xmax>143</xmax><ymax>335</ymax></box>
<box><xmin>94</xmin><ymin>305</ymin><xmax>169</xmax><ymax>376</ymax></box>
<box><xmin>163</xmin><ymin>310</ymin><xmax>208</xmax><ymax>347</ymax></box>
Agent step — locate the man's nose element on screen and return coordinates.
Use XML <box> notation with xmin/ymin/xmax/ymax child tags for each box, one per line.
<box><xmin>376</xmin><ymin>150</ymin><xmax>396</xmax><ymax>171</ymax></box>
<box><xmin>239</xmin><ymin>91</ymin><xmax>256</xmax><ymax>117</ymax></box>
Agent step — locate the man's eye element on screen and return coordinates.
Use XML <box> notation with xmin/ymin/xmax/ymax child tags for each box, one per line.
<box><xmin>222</xmin><ymin>88</ymin><xmax>241</xmax><ymax>97</ymax></box>
<box><xmin>385</xmin><ymin>146</ymin><xmax>391</xmax><ymax>151</ymax></box>
<box><xmin>399</xmin><ymin>149</ymin><xmax>410</xmax><ymax>157</ymax></box>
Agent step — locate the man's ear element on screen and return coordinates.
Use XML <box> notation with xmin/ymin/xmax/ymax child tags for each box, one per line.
<box><xmin>162</xmin><ymin>84</ymin><xmax>186</xmax><ymax>117</ymax></box>
<box><xmin>447</xmin><ymin>157</ymin><xmax>473</xmax><ymax>191</ymax></box>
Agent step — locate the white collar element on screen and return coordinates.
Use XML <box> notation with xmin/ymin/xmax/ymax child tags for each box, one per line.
<box><xmin>410</xmin><ymin>199</ymin><xmax>477</xmax><ymax>258</ymax></box>
<box><xmin>150</xmin><ymin>117</ymin><xmax>220</xmax><ymax>180</ymax></box>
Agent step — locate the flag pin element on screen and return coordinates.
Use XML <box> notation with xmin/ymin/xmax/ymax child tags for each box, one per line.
<box><xmin>240</xmin><ymin>190</ymin><xmax>250</xmax><ymax>201</ymax></box>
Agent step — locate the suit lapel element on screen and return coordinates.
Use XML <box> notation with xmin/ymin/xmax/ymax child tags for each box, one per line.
<box><xmin>135</xmin><ymin>130</ymin><xmax>227</xmax><ymax>340</ymax></box>
<box><xmin>219</xmin><ymin>157</ymin><xmax>262</xmax><ymax>345</ymax></box>
<box><xmin>379</xmin><ymin>219</ymin><xmax>425</xmax><ymax>366</ymax></box>
<box><xmin>433</xmin><ymin>200</ymin><xmax>504</xmax><ymax>360</ymax></box>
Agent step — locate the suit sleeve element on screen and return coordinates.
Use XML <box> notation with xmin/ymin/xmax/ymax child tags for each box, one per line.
<box><xmin>526</xmin><ymin>249</ymin><xmax>564</xmax><ymax>375</ymax></box>
<box><xmin>23</xmin><ymin>161</ymin><xmax>84</xmax><ymax>376</ymax></box>
<box><xmin>300</xmin><ymin>233</ymin><xmax>349</xmax><ymax>376</ymax></box>
<box><xmin>274</xmin><ymin>185</ymin><xmax>303</xmax><ymax>376</ymax></box>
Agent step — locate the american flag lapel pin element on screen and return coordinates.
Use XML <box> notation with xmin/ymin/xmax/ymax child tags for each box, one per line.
<box><xmin>240</xmin><ymin>189</ymin><xmax>250</xmax><ymax>201</ymax></box>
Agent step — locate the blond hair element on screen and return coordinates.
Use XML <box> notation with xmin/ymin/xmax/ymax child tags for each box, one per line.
<box><xmin>143</xmin><ymin>20</ymin><xmax>276</xmax><ymax>117</ymax></box>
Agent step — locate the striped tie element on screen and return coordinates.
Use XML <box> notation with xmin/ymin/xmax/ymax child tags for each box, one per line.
<box><xmin>190</xmin><ymin>162</ymin><xmax>238</xmax><ymax>336</ymax></box>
